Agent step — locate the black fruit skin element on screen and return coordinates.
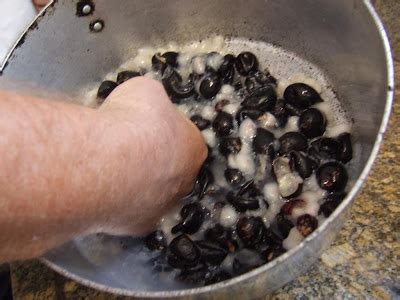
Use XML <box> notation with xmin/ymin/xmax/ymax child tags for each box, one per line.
<box><xmin>180</xmin><ymin>202</ymin><xmax>204</xmax><ymax>218</ymax></box>
<box><xmin>224</xmin><ymin>168</ymin><xmax>244</xmax><ymax>186</ymax></box>
<box><xmin>237</xmin><ymin>180</ymin><xmax>262</xmax><ymax>197</ymax></box>
<box><xmin>162</xmin><ymin>51</ymin><xmax>179</xmax><ymax>68</ymax></box>
<box><xmin>219</xmin><ymin>137</ymin><xmax>242</xmax><ymax>156</ymax></box>
<box><xmin>236</xmin><ymin>217</ymin><xmax>266</xmax><ymax>247</ymax></box>
<box><xmin>152</xmin><ymin>53</ymin><xmax>168</xmax><ymax>73</ymax></box>
<box><xmin>97</xmin><ymin>81</ymin><xmax>118</xmax><ymax>102</ymax></box>
<box><xmin>205</xmin><ymin>224</ymin><xmax>226</xmax><ymax>242</ymax></box>
<box><xmin>254</xmin><ymin>70</ymin><xmax>277</xmax><ymax>86</ymax></box>
<box><xmin>296</xmin><ymin>214</ymin><xmax>318</xmax><ymax>237</ymax></box>
<box><xmin>284</xmin><ymin>102</ymin><xmax>304</xmax><ymax>116</ymax></box>
<box><xmin>319</xmin><ymin>192</ymin><xmax>346</xmax><ymax>217</ymax></box>
<box><xmin>193</xmin><ymin>166</ymin><xmax>214</xmax><ymax>200</ymax></box>
<box><xmin>279</xmin><ymin>132</ymin><xmax>308</xmax><ymax>154</ymax></box>
<box><xmin>264</xmin><ymin>244</ymin><xmax>286</xmax><ymax>262</ymax></box>
<box><xmin>310</xmin><ymin>138</ymin><xmax>340</xmax><ymax>161</ymax></box>
<box><xmin>272</xmin><ymin>100</ymin><xmax>289</xmax><ymax>127</ymax></box>
<box><xmin>298</xmin><ymin>108</ymin><xmax>326</xmax><ymax>138</ymax></box>
<box><xmin>167</xmin><ymin>235</ymin><xmax>200</xmax><ymax>269</ymax></box>
<box><xmin>289</xmin><ymin>151</ymin><xmax>313</xmax><ymax>179</ymax></box>
<box><xmin>245</xmin><ymin>70</ymin><xmax>277</xmax><ymax>93</ymax></box>
<box><xmin>199</xmin><ymin>71</ymin><xmax>222</xmax><ymax>99</ymax></box>
<box><xmin>275</xmin><ymin>213</ymin><xmax>294</xmax><ymax>239</ymax></box>
<box><xmin>116</xmin><ymin>71</ymin><xmax>141</xmax><ymax>85</ymax></box>
<box><xmin>241</xmin><ymin>85</ymin><xmax>277</xmax><ymax>112</ymax></box>
<box><xmin>253</xmin><ymin>128</ymin><xmax>275</xmax><ymax>154</ymax></box>
<box><xmin>245</xmin><ymin>75</ymin><xmax>261</xmax><ymax>94</ymax></box>
<box><xmin>212</xmin><ymin>112</ymin><xmax>234</xmax><ymax>136</ymax></box>
<box><xmin>190</xmin><ymin>115</ymin><xmax>211</xmax><ymax>131</ymax></box>
<box><xmin>171</xmin><ymin>203</ymin><xmax>207</xmax><ymax>235</ymax></box>
<box><xmin>196</xmin><ymin>240</ymin><xmax>228</xmax><ymax>265</ymax></box>
<box><xmin>280</xmin><ymin>199</ymin><xmax>306</xmax><ymax>216</ymax></box>
<box><xmin>227</xmin><ymin>193</ymin><xmax>260</xmax><ymax>213</ymax></box>
<box><xmin>204</xmin><ymin>225</ymin><xmax>239</xmax><ymax>253</ymax></box>
<box><xmin>337</xmin><ymin>133</ymin><xmax>353</xmax><ymax>163</ymax></box>
<box><xmin>236</xmin><ymin>107</ymin><xmax>264</xmax><ymax>124</ymax></box>
<box><xmin>218</xmin><ymin>54</ymin><xmax>236</xmax><ymax>84</ymax></box>
<box><xmin>235</xmin><ymin>52</ymin><xmax>259</xmax><ymax>76</ymax></box>
<box><xmin>162</xmin><ymin>69</ymin><xmax>195</xmax><ymax>102</ymax></box>
<box><xmin>316</xmin><ymin>162</ymin><xmax>348</xmax><ymax>192</ymax></box>
<box><xmin>284</xmin><ymin>83</ymin><xmax>322</xmax><ymax>109</ymax></box>
<box><xmin>152</xmin><ymin>52</ymin><xmax>179</xmax><ymax>73</ymax></box>
<box><xmin>234</xmin><ymin>81</ymin><xmax>244</xmax><ymax>93</ymax></box>
<box><xmin>144</xmin><ymin>230</ymin><xmax>167</xmax><ymax>251</ymax></box>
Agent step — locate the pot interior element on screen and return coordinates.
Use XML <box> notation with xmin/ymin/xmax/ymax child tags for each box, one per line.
<box><xmin>0</xmin><ymin>0</ymin><xmax>392</xmax><ymax>297</ymax></box>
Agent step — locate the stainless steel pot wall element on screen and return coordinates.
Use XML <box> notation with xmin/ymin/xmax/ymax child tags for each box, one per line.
<box><xmin>0</xmin><ymin>0</ymin><xmax>393</xmax><ymax>298</ymax></box>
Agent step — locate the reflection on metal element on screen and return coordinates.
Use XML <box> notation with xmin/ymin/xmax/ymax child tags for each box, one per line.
<box><xmin>90</xmin><ymin>19</ymin><xmax>104</xmax><ymax>33</ymax></box>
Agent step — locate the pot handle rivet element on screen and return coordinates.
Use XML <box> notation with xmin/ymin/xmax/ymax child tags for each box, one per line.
<box><xmin>90</xmin><ymin>19</ymin><xmax>104</xmax><ymax>33</ymax></box>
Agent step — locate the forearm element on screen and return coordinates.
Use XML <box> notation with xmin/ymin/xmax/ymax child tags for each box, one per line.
<box><xmin>0</xmin><ymin>77</ymin><xmax>206</xmax><ymax>263</ymax></box>
<box><xmin>0</xmin><ymin>91</ymin><xmax>145</xmax><ymax>261</ymax></box>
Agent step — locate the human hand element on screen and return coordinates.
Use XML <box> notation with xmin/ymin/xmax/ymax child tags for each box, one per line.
<box><xmin>0</xmin><ymin>76</ymin><xmax>206</xmax><ymax>262</ymax></box>
<box><xmin>32</xmin><ymin>0</ymin><xmax>49</xmax><ymax>10</ymax></box>
<box><xmin>96</xmin><ymin>77</ymin><xmax>208</xmax><ymax>236</ymax></box>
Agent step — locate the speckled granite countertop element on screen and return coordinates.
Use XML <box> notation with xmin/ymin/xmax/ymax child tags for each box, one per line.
<box><xmin>10</xmin><ymin>2</ymin><xmax>400</xmax><ymax>299</ymax></box>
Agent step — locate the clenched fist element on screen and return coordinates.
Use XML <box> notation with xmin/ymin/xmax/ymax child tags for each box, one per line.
<box><xmin>0</xmin><ymin>77</ymin><xmax>207</xmax><ymax>262</ymax></box>
<box><xmin>97</xmin><ymin>77</ymin><xmax>208</xmax><ymax>235</ymax></box>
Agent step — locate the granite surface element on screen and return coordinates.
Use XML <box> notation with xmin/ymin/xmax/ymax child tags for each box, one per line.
<box><xmin>10</xmin><ymin>2</ymin><xmax>400</xmax><ymax>300</ymax></box>
<box><xmin>373</xmin><ymin>0</ymin><xmax>400</xmax><ymax>61</ymax></box>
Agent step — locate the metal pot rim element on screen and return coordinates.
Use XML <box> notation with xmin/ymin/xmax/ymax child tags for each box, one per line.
<box><xmin>10</xmin><ymin>0</ymin><xmax>393</xmax><ymax>297</ymax></box>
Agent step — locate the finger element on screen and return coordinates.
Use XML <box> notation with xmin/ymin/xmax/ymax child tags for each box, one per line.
<box><xmin>33</xmin><ymin>0</ymin><xmax>50</xmax><ymax>9</ymax></box>
<box><xmin>100</xmin><ymin>77</ymin><xmax>170</xmax><ymax>111</ymax></box>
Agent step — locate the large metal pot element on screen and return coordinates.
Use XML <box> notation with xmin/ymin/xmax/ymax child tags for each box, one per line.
<box><xmin>0</xmin><ymin>0</ymin><xmax>393</xmax><ymax>298</ymax></box>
